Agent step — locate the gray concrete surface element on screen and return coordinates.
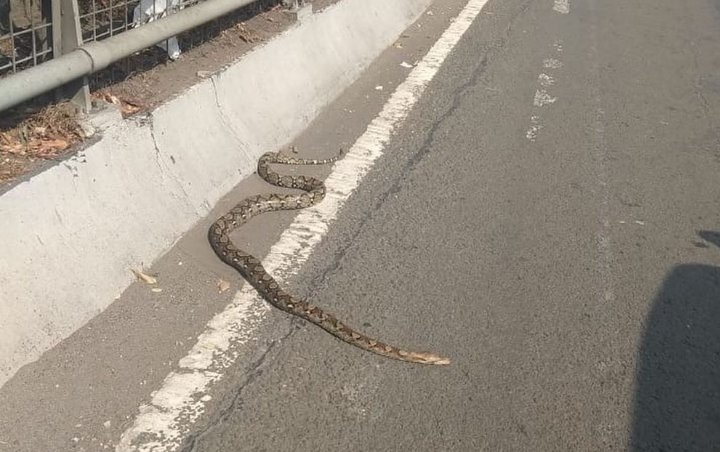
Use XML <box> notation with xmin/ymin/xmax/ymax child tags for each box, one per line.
<box><xmin>187</xmin><ymin>0</ymin><xmax>720</xmax><ymax>449</ymax></box>
<box><xmin>0</xmin><ymin>0</ymin><xmax>432</xmax><ymax>389</ymax></box>
<box><xmin>1</xmin><ymin>0</ymin><xmax>720</xmax><ymax>449</ymax></box>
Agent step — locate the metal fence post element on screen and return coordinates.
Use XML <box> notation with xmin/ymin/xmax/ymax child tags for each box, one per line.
<box><xmin>53</xmin><ymin>0</ymin><xmax>90</xmax><ymax>111</ymax></box>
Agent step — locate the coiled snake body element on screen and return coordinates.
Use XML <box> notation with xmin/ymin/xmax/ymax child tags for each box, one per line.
<box><xmin>208</xmin><ymin>150</ymin><xmax>450</xmax><ymax>365</ymax></box>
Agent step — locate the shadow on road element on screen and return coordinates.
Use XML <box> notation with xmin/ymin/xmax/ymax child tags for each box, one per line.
<box><xmin>631</xmin><ymin>231</ymin><xmax>720</xmax><ymax>451</ymax></box>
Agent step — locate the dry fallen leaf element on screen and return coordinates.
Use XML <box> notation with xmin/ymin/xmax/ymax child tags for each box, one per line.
<box><xmin>37</xmin><ymin>138</ymin><xmax>69</xmax><ymax>152</ymax></box>
<box><xmin>131</xmin><ymin>268</ymin><xmax>158</xmax><ymax>285</ymax></box>
<box><xmin>95</xmin><ymin>91</ymin><xmax>144</xmax><ymax>117</ymax></box>
<box><xmin>104</xmin><ymin>93</ymin><xmax>121</xmax><ymax>105</ymax></box>
<box><xmin>217</xmin><ymin>279</ymin><xmax>231</xmax><ymax>293</ymax></box>
<box><xmin>120</xmin><ymin>103</ymin><xmax>141</xmax><ymax>116</ymax></box>
<box><xmin>0</xmin><ymin>143</ymin><xmax>25</xmax><ymax>155</ymax></box>
<box><xmin>236</xmin><ymin>24</ymin><xmax>260</xmax><ymax>43</ymax></box>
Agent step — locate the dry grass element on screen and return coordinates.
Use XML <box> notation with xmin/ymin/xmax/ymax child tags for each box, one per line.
<box><xmin>0</xmin><ymin>102</ymin><xmax>84</xmax><ymax>183</ymax></box>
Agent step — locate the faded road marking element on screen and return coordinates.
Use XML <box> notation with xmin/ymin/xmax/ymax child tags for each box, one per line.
<box><xmin>543</xmin><ymin>58</ymin><xmax>563</xmax><ymax>69</ymax></box>
<box><xmin>526</xmin><ymin>115</ymin><xmax>543</xmax><ymax>141</ymax></box>
<box><xmin>553</xmin><ymin>0</ymin><xmax>569</xmax><ymax>14</ymax></box>
<box><xmin>533</xmin><ymin>89</ymin><xmax>558</xmax><ymax>106</ymax></box>
<box><xmin>526</xmin><ymin>37</ymin><xmax>564</xmax><ymax>141</ymax></box>
<box><xmin>538</xmin><ymin>73</ymin><xmax>555</xmax><ymax>87</ymax></box>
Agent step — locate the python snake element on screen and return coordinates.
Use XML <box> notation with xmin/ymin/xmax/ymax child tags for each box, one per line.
<box><xmin>208</xmin><ymin>150</ymin><xmax>450</xmax><ymax>365</ymax></box>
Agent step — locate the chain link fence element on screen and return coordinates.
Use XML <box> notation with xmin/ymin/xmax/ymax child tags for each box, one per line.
<box><xmin>0</xmin><ymin>0</ymin><xmax>53</xmax><ymax>75</ymax></box>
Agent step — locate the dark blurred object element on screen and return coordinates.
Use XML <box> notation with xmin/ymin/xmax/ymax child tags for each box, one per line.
<box><xmin>631</xmin><ymin>231</ymin><xmax>720</xmax><ymax>451</ymax></box>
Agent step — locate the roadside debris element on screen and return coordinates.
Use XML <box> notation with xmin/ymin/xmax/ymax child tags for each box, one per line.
<box><xmin>236</xmin><ymin>23</ymin><xmax>261</xmax><ymax>43</ymax></box>
<box><xmin>94</xmin><ymin>92</ymin><xmax>144</xmax><ymax>117</ymax></box>
<box><xmin>131</xmin><ymin>268</ymin><xmax>158</xmax><ymax>285</ymax></box>
<box><xmin>0</xmin><ymin>102</ymin><xmax>82</xmax><ymax>160</ymax></box>
<box><xmin>217</xmin><ymin>279</ymin><xmax>231</xmax><ymax>293</ymax></box>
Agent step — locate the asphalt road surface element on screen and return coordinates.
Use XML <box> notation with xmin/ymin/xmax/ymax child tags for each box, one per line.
<box><xmin>1</xmin><ymin>0</ymin><xmax>719</xmax><ymax>450</ymax></box>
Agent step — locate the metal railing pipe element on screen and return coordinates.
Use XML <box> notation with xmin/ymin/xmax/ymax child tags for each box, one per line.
<box><xmin>0</xmin><ymin>0</ymin><xmax>258</xmax><ymax>112</ymax></box>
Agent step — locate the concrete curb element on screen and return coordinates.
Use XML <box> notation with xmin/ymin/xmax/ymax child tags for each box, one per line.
<box><xmin>0</xmin><ymin>0</ymin><xmax>432</xmax><ymax>388</ymax></box>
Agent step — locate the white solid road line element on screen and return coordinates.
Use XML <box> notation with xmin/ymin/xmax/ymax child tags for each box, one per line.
<box><xmin>116</xmin><ymin>0</ymin><xmax>490</xmax><ymax>450</ymax></box>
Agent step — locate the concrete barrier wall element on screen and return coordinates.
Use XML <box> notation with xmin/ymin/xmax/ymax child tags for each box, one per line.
<box><xmin>0</xmin><ymin>0</ymin><xmax>432</xmax><ymax>388</ymax></box>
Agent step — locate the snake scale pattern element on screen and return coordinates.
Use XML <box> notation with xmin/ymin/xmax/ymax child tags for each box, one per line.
<box><xmin>208</xmin><ymin>150</ymin><xmax>450</xmax><ymax>365</ymax></box>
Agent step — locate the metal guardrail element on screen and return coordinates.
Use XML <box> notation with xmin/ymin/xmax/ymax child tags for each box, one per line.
<box><xmin>0</xmin><ymin>0</ymin><xmax>302</xmax><ymax>113</ymax></box>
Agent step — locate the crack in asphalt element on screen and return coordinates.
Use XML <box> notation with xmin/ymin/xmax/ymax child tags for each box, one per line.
<box><xmin>180</xmin><ymin>325</ymin><xmax>294</xmax><ymax>452</ymax></box>
<box><xmin>305</xmin><ymin>0</ymin><xmax>532</xmax><ymax>296</ymax></box>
